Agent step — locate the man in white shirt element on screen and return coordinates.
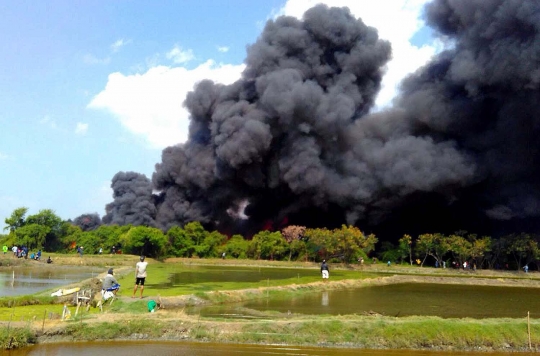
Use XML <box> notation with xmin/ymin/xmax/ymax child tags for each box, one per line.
<box><xmin>132</xmin><ymin>255</ymin><xmax>148</xmax><ymax>299</ymax></box>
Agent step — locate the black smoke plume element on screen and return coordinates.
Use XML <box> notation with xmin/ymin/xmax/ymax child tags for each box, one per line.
<box><xmin>102</xmin><ymin>171</ymin><xmax>157</xmax><ymax>227</ymax></box>
<box><xmin>73</xmin><ymin>213</ymin><xmax>102</xmax><ymax>231</ymax></box>
<box><xmin>104</xmin><ymin>1</ymin><xmax>540</xmax><ymax>239</ymax></box>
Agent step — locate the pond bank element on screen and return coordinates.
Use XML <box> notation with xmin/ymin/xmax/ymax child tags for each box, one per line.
<box><xmin>2</xmin><ymin>256</ymin><xmax>540</xmax><ymax>352</ymax></box>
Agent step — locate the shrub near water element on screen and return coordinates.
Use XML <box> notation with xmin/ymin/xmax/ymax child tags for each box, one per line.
<box><xmin>0</xmin><ymin>326</ymin><xmax>35</xmax><ymax>350</ymax></box>
<box><xmin>63</xmin><ymin>320</ymin><xmax>166</xmax><ymax>340</ymax></box>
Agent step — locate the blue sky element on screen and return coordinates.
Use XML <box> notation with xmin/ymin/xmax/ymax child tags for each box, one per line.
<box><xmin>0</xmin><ymin>0</ymin><xmax>437</xmax><ymax>227</ymax></box>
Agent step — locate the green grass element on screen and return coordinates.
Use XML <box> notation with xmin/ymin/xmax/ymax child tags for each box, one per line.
<box><xmin>112</xmin><ymin>262</ymin><xmax>375</xmax><ymax>297</ymax></box>
<box><xmin>0</xmin><ymin>325</ymin><xmax>35</xmax><ymax>350</ymax></box>
<box><xmin>3</xmin><ymin>256</ymin><xmax>540</xmax><ymax>352</ymax></box>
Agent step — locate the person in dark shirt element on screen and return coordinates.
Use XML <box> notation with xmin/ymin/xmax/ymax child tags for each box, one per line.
<box><xmin>321</xmin><ymin>260</ymin><xmax>329</xmax><ymax>280</ymax></box>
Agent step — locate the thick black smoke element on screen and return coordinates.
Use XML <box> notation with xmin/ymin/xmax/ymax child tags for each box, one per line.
<box><xmin>73</xmin><ymin>213</ymin><xmax>102</xmax><ymax>231</ymax></box>
<box><xmin>102</xmin><ymin>171</ymin><xmax>157</xmax><ymax>227</ymax></box>
<box><xmin>104</xmin><ymin>1</ymin><xmax>540</xmax><ymax>239</ymax></box>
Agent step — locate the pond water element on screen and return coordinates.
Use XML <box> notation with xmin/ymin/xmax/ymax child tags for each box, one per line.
<box><xmin>0</xmin><ymin>265</ymin><xmax>102</xmax><ymax>297</ymax></box>
<box><xmin>187</xmin><ymin>283</ymin><xmax>540</xmax><ymax>319</ymax></box>
<box><xmin>4</xmin><ymin>341</ymin><xmax>536</xmax><ymax>356</ymax></box>
<box><xmin>154</xmin><ymin>265</ymin><xmax>359</xmax><ymax>291</ymax></box>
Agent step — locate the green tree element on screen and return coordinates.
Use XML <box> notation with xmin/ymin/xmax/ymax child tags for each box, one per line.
<box><xmin>486</xmin><ymin>236</ymin><xmax>510</xmax><ymax>270</ymax></box>
<box><xmin>166</xmin><ymin>226</ymin><xmax>195</xmax><ymax>257</ymax></box>
<box><xmin>470</xmin><ymin>235</ymin><xmax>491</xmax><ymax>269</ymax></box>
<box><xmin>332</xmin><ymin>225</ymin><xmax>377</xmax><ymax>263</ymax></box>
<box><xmin>304</xmin><ymin>228</ymin><xmax>333</xmax><ymax>261</ymax></box>
<box><xmin>447</xmin><ymin>234</ymin><xmax>472</xmax><ymax>267</ymax></box>
<box><xmin>84</xmin><ymin>224</ymin><xmax>132</xmax><ymax>254</ymax></box>
<box><xmin>26</xmin><ymin>209</ymin><xmax>64</xmax><ymax>250</ymax></box>
<box><xmin>15</xmin><ymin>223</ymin><xmax>50</xmax><ymax>250</ymax></box>
<box><xmin>506</xmin><ymin>233</ymin><xmax>539</xmax><ymax>270</ymax></box>
<box><xmin>195</xmin><ymin>230</ymin><xmax>227</xmax><ymax>258</ymax></box>
<box><xmin>121</xmin><ymin>226</ymin><xmax>167</xmax><ymax>258</ymax></box>
<box><xmin>224</xmin><ymin>234</ymin><xmax>249</xmax><ymax>259</ymax></box>
<box><xmin>416</xmin><ymin>233</ymin><xmax>449</xmax><ymax>267</ymax></box>
<box><xmin>248</xmin><ymin>231</ymin><xmax>288</xmax><ymax>260</ymax></box>
<box><xmin>4</xmin><ymin>207</ymin><xmax>28</xmax><ymax>234</ymax></box>
<box><xmin>378</xmin><ymin>241</ymin><xmax>400</xmax><ymax>264</ymax></box>
<box><xmin>398</xmin><ymin>234</ymin><xmax>413</xmax><ymax>265</ymax></box>
<box><xmin>184</xmin><ymin>221</ymin><xmax>208</xmax><ymax>247</ymax></box>
<box><xmin>59</xmin><ymin>224</ymin><xmax>84</xmax><ymax>253</ymax></box>
<box><xmin>289</xmin><ymin>239</ymin><xmax>308</xmax><ymax>261</ymax></box>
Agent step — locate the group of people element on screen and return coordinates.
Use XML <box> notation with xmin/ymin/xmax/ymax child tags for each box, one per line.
<box><xmin>4</xmin><ymin>244</ymin><xmax>53</xmax><ymax>263</ymax></box>
<box><xmin>100</xmin><ymin>255</ymin><xmax>150</xmax><ymax>304</ymax></box>
<box><xmin>73</xmin><ymin>246</ymin><xmax>120</xmax><ymax>256</ymax></box>
<box><xmin>8</xmin><ymin>245</ymin><xmax>42</xmax><ymax>260</ymax></box>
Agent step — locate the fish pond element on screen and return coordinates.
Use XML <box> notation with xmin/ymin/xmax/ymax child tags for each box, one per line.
<box><xmin>186</xmin><ymin>282</ymin><xmax>540</xmax><ymax>319</ymax></box>
<box><xmin>0</xmin><ymin>265</ymin><xmax>102</xmax><ymax>297</ymax></box>
<box><xmin>3</xmin><ymin>264</ymin><xmax>540</xmax><ymax>320</ymax></box>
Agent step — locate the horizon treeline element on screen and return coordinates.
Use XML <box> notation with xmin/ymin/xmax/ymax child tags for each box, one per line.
<box><xmin>1</xmin><ymin>207</ymin><xmax>539</xmax><ymax>270</ymax></box>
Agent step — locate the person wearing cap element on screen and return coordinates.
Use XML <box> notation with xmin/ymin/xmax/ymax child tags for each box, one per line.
<box><xmin>133</xmin><ymin>256</ymin><xmax>148</xmax><ymax>299</ymax></box>
<box><xmin>321</xmin><ymin>259</ymin><xmax>329</xmax><ymax>280</ymax></box>
<box><xmin>102</xmin><ymin>268</ymin><xmax>120</xmax><ymax>295</ymax></box>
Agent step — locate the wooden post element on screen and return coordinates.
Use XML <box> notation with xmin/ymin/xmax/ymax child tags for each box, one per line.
<box><xmin>75</xmin><ymin>301</ymin><xmax>81</xmax><ymax>317</ymax></box>
<box><xmin>528</xmin><ymin>311</ymin><xmax>532</xmax><ymax>350</ymax></box>
<box><xmin>42</xmin><ymin>309</ymin><xmax>46</xmax><ymax>334</ymax></box>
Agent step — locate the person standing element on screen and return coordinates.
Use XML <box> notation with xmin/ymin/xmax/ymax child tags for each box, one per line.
<box><xmin>133</xmin><ymin>255</ymin><xmax>148</xmax><ymax>299</ymax></box>
<box><xmin>2</xmin><ymin>245</ymin><xmax>7</xmax><ymax>254</ymax></box>
<box><xmin>321</xmin><ymin>259</ymin><xmax>329</xmax><ymax>280</ymax></box>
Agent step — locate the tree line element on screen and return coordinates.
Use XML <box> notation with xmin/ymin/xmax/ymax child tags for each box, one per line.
<box><xmin>379</xmin><ymin>232</ymin><xmax>540</xmax><ymax>271</ymax></box>
<box><xmin>1</xmin><ymin>207</ymin><xmax>377</xmax><ymax>262</ymax></box>
<box><xmin>1</xmin><ymin>207</ymin><xmax>539</xmax><ymax>269</ymax></box>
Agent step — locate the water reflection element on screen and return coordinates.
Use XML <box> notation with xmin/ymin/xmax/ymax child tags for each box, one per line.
<box><xmin>4</xmin><ymin>341</ymin><xmax>535</xmax><ymax>356</ymax></box>
<box><xmin>321</xmin><ymin>291</ymin><xmax>329</xmax><ymax>306</ymax></box>
<box><xmin>158</xmin><ymin>265</ymin><xmax>321</xmax><ymax>290</ymax></box>
<box><xmin>0</xmin><ymin>266</ymin><xmax>100</xmax><ymax>297</ymax></box>
<box><xmin>189</xmin><ymin>283</ymin><xmax>540</xmax><ymax>319</ymax></box>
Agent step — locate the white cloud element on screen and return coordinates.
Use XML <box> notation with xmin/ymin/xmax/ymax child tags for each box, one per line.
<box><xmin>111</xmin><ymin>39</ymin><xmax>130</xmax><ymax>52</ymax></box>
<box><xmin>278</xmin><ymin>0</ymin><xmax>440</xmax><ymax>109</ymax></box>
<box><xmin>83</xmin><ymin>54</ymin><xmax>111</xmax><ymax>65</ymax></box>
<box><xmin>88</xmin><ymin>60</ymin><xmax>245</xmax><ymax>148</ymax></box>
<box><xmin>217</xmin><ymin>46</ymin><xmax>230</xmax><ymax>53</ymax></box>
<box><xmin>39</xmin><ymin>115</ymin><xmax>57</xmax><ymax>129</ymax></box>
<box><xmin>75</xmin><ymin>122</ymin><xmax>89</xmax><ymax>135</ymax></box>
<box><xmin>166</xmin><ymin>45</ymin><xmax>195</xmax><ymax>64</ymax></box>
<box><xmin>89</xmin><ymin>1</ymin><xmax>439</xmax><ymax>150</ymax></box>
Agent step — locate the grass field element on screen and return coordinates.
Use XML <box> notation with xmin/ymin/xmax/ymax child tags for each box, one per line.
<box><xmin>1</xmin><ymin>254</ymin><xmax>540</xmax><ymax>352</ymax></box>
